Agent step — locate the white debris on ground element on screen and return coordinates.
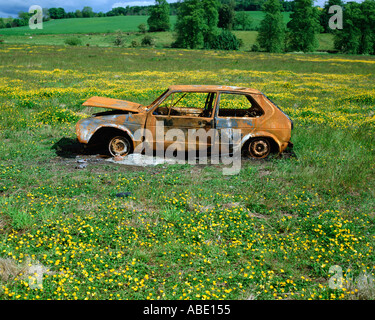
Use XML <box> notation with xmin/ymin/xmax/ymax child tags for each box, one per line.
<box><xmin>106</xmin><ymin>153</ymin><xmax>179</xmax><ymax>167</ymax></box>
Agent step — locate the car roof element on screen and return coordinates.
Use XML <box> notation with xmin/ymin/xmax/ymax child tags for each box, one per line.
<box><xmin>168</xmin><ymin>85</ymin><xmax>262</xmax><ymax>95</ymax></box>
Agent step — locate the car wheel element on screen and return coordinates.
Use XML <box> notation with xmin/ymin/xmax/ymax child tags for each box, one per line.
<box><xmin>248</xmin><ymin>138</ymin><xmax>271</xmax><ymax>159</ymax></box>
<box><xmin>108</xmin><ymin>135</ymin><xmax>131</xmax><ymax>157</ymax></box>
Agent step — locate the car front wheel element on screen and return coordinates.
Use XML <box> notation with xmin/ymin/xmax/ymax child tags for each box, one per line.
<box><xmin>108</xmin><ymin>135</ymin><xmax>131</xmax><ymax>157</ymax></box>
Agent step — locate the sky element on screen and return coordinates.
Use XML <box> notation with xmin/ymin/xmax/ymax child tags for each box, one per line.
<box><xmin>0</xmin><ymin>0</ymin><xmax>158</xmax><ymax>17</ymax></box>
<box><xmin>0</xmin><ymin>0</ymin><xmax>353</xmax><ymax>18</ymax></box>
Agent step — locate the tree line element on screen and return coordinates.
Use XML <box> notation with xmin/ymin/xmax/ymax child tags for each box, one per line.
<box><xmin>0</xmin><ymin>2</ymin><xmax>253</xmax><ymax>31</ymax></box>
<box><xmin>0</xmin><ymin>0</ymin><xmax>287</xmax><ymax>29</ymax></box>
<box><xmin>147</xmin><ymin>0</ymin><xmax>375</xmax><ymax>54</ymax></box>
<box><xmin>257</xmin><ymin>0</ymin><xmax>375</xmax><ymax>54</ymax></box>
<box><xmin>1</xmin><ymin>0</ymin><xmax>375</xmax><ymax>55</ymax></box>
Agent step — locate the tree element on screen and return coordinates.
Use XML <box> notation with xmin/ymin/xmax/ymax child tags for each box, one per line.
<box><xmin>82</xmin><ymin>6</ymin><xmax>94</xmax><ymax>18</ymax></box>
<box><xmin>235</xmin><ymin>0</ymin><xmax>267</xmax><ymax>11</ymax></box>
<box><xmin>0</xmin><ymin>18</ymin><xmax>5</xmax><ymax>29</ymax></box>
<box><xmin>333</xmin><ymin>2</ymin><xmax>362</xmax><ymax>54</ymax></box>
<box><xmin>138</xmin><ymin>23</ymin><xmax>147</xmax><ymax>33</ymax></box>
<box><xmin>42</xmin><ymin>8</ymin><xmax>50</xmax><ymax>21</ymax></box>
<box><xmin>75</xmin><ymin>10</ymin><xmax>83</xmax><ymax>18</ymax></box>
<box><xmin>114</xmin><ymin>30</ymin><xmax>125</xmax><ymax>46</ymax></box>
<box><xmin>48</xmin><ymin>8</ymin><xmax>57</xmax><ymax>18</ymax></box>
<box><xmin>209</xmin><ymin>29</ymin><xmax>240</xmax><ymax>50</ymax></box>
<box><xmin>147</xmin><ymin>0</ymin><xmax>170</xmax><ymax>31</ymax></box>
<box><xmin>233</xmin><ymin>11</ymin><xmax>252</xmax><ymax>30</ymax></box>
<box><xmin>11</xmin><ymin>19</ymin><xmax>22</xmax><ymax>27</ymax></box>
<box><xmin>18</xmin><ymin>11</ymin><xmax>31</xmax><ymax>24</ymax></box>
<box><xmin>57</xmin><ymin>7</ymin><xmax>66</xmax><ymax>19</ymax></box>
<box><xmin>202</xmin><ymin>0</ymin><xmax>220</xmax><ymax>46</ymax></box>
<box><xmin>320</xmin><ymin>0</ymin><xmax>344</xmax><ymax>33</ymax></box>
<box><xmin>360</xmin><ymin>0</ymin><xmax>375</xmax><ymax>54</ymax></box>
<box><xmin>333</xmin><ymin>0</ymin><xmax>375</xmax><ymax>54</ymax></box>
<box><xmin>174</xmin><ymin>0</ymin><xmax>206</xmax><ymax>48</ymax></box>
<box><xmin>287</xmin><ymin>0</ymin><xmax>321</xmax><ymax>52</ymax></box>
<box><xmin>173</xmin><ymin>0</ymin><xmax>219</xmax><ymax>49</ymax></box>
<box><xmin>257</xmin><ymin>0</ymin><xmax>285</xmax><ymax>52</ymax></box>
<box><xmin>141</xmin><ymin>35</ymin><xmax>155</xmax><ymax>46</ymax></box>
<box><xmin>115</xmin><ymin>7</ymin><xmax>128</xmax><ymax>15</ymax></box>
<box><xmin>218</xmin><ymin>3</ymin><xmax>235</xmax><ymax>30</ymax></box>
<box><xmin>281</xmin><ymin>0</ymin><xmax>294</xmax><ymax>11</ymax></box>
<box><xmin>48</xmin><ymin>7</ymin><xmax>66</xmax><ymax>19</ymax></box>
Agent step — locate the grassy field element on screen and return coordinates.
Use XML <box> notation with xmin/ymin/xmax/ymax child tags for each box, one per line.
<box><xmin>0</xmin><ymin>12</ymin><xmax>291</xmax><ymax>35</ymax></box>
<box><xmin>0</xmin><ymin>31</ymin><xmax>334</xmax><ymax>52</ymax></box>
<box><xmin>0</xmin><ymin>16</ymin><xmax>163</xmax><ymax>35</ymax></box>
<box><xmin>0</xmin><ymin>44</ymin><xmax>374</xmax><ymax>300</ymax></box>
<box><xmin>0</xmin><ymin>12</ymin><xmax>335</xmax><ymax>53</ymax></box>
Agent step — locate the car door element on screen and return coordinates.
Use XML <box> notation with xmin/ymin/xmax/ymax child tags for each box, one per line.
<box><xmin>214</xmin><ymin>92</ymin><xmax>264</xmax><ymax>153</ymax></box>
<box><xmin>145</xmin><ymin>90</ymin><xmax>218</xmax><ymax>155</ymax></box>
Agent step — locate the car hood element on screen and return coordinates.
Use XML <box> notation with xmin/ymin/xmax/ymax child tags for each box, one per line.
<box><xmin>82</xmin><ymin>96</ymin><xmax>145</xmax><ymax>113</ymax></box>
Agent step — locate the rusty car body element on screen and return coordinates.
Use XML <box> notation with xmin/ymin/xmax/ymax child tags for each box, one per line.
<box><xmin>76</xmin><ymin>85</ymin><xmax>293</xmax><ymax>159</ymax></box>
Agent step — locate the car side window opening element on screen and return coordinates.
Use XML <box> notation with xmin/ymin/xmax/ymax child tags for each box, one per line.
<box><xmin>218</xmin><ymin>93</ymin><xmax>264</xmax><ymax>118</ymax></box>
<box><xmin>147</xmin><ymin>89</ymin><xmax>169</xmax><ymax>110</ymax></box>
<box><xmin>153</xmin><ymin>92</ymin><xmax>216</xmax><ymax>118</ymax></box>
<box><xmin>153</xmin><ymin>92</ymin><xmax>174</xmax><ymax>116</ymax></box>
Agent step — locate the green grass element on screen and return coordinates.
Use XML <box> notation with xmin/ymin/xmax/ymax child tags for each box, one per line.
<box><xmin>0</xmin><ymin>44</ymin><xmax>374</xmax><ymax>300</ymax></box>
<box><xmin>241</xmin><ymin>10</ymin><xmax>291</xmax><ymax>28</ymax></box>
<box><xmin>0</xmin><ymin>12</ymin><xmax>291</xmax><ymax>36</ymax></box>
<box><xmin>1</xmin><ymin>11</ymin><xmax>330</xmax><ymax>53</ymax></box>
<box><xmin>0</xmin><ymin>31</ymin><xmax>177</xmax><ymax>49</ymax></box>
<box><xmin>0</xmin><ymin>16</ymin><xmax>172</xmax><ymax>35</ymax></box>
<box><xmin>0</xmin><ymin>31</ymin><xmax>334</xmax><ymax>52</ymax></box>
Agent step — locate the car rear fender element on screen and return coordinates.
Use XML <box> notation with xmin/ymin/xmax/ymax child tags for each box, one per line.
<box><xmin>241</xmin><ymin>132</ymin><xmax>283</xmax><ymax>153</ymax></box>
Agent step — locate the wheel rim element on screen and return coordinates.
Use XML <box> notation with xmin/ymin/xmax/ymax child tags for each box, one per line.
<box><xmin>109</xmin><ymin>136</ymin><xmax>130</xmax><ymax>156</ymax></box>
<box><xmin>249</xmin><ymin>139</ymin><xmax>270</xmax><ymax>159</ymax></box>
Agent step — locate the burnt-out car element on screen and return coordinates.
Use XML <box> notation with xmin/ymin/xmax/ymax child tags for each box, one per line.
<box><xmin>76</xmin><ymin>85</ymin><xmax>293</xmax><ymax>159</ymax></box>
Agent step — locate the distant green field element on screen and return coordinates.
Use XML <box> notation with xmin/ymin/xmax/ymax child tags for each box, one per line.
<box><xmin>0</xmin><ymin>16</ymin><xmax>156</xmax><ymax>35</ymax></box>
<box><xmin>0</xmin><ymin>31</ymin><xmax>334</xmax><ymax>52</ymax></box>
<box><xmin>244</xmin><ymin>11</ymin><xmax>291</xmax><ymax>28</ymax></box>
<box><xmin>0</xmin><ymin>12</ymin><xmax>291</xmax><ymax>35</ymax></box>
<box><xmin>0</xmin><ymin>11</ymin><xmax>318</xmax><ymax>52</ymax></box>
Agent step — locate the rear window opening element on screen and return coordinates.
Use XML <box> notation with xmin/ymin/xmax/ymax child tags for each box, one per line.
<box><xmin>218</xmin><ymin>93</ymin><xmax>264</xmax><ymax>118</ymax></box>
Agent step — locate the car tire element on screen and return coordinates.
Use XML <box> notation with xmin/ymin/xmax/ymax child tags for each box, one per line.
<box><xmin>248</xmin><ymin>138</ymin><xmax>271</xmax><ymax>159</ymax></box>
<box><xmin>108</xmin><ymin>135</ymin><xmax>132</xmax><ymax>157</ymax></box>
